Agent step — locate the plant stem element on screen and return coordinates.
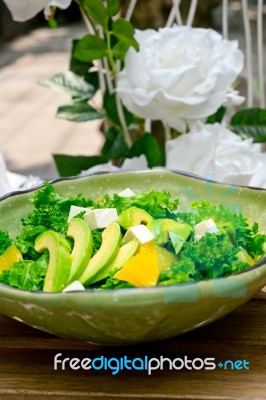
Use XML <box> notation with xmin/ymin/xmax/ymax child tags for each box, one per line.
<box><xmin>144</xmin><ymin>119</ymin><xmax>151</xmax><ymax>133</ymax></box>
<box><xmin>106</xmin><ymin>31</ymin><xmax>116</xmax><ymax>75</ymax></box>
<box><xmin>115</xmin><ymin>59</ymin><xmax>132</xmax><ymax>147</ymax></box>
<box><xmin>77</xmin><ymin>0</ymin><xmax>132</xmax><ymax>148</ymax></box>
<box><xmin>76</xmin><ymin>0</ymin><xmax>99</xmax><ymax>36</ymax></box>
<box><xmin>115</xmin><ymin>93</ymin><xmax>132</xmax><ymax>147</ymax></box>
<box><xmin>164</xmin><ymin>124</ymin><xmax>172</xmax><ymax>141</ymax></box>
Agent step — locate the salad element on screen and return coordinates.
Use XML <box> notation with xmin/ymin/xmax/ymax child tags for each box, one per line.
<box><xmin>0</xmin><ymin>182</ymin><xmax>265</xmax><ymax>292</ymax></box>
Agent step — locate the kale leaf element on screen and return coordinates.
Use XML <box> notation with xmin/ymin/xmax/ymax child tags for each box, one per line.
<box><xmin>22</xmin><ymin>182</ymin><xmax>94</xmax><ymax>234</ymax></box>
<box><xmin>0</xmin><ymin>231</ymin><xmax>13</xmax><ymax>256</ymax></box>
<box><xmin>0</xmin><ymin>253</ymin><xmax>48</xmax><ymax>291</ymax></box>
<box><xmin>95</xmin><ymin>190</ymin><xmax>179</xmax><ymax>218</ymax></box>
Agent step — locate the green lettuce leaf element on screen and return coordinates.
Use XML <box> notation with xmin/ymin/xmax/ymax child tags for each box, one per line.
<box><xmin>191</xmin><ymin>201</ymin><xmax>266</xmax><ymax>260</ymax></box>
<box><xmin>95</xmin><ymin>190</ymin><xmax>179</xmax><ymax>217</ymax></box>
<box><xmin>0</xmin><ymin>231</ymin><xmax>13</xmax><ymax>256</ymax></box>
<box><xmin>158</xmin><ymin>258</ymin><xmax>196</xmax><ymax>285</ymax></box>
<box><xmin>0</xmin><ymin>253</ymin><xmax>49</xmax><ymax>291</ymax></box>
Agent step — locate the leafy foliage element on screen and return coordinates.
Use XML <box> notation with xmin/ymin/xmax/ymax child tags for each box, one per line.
<box><xmin>127</xmin><ymin>133</ymin><xmax>164</xmax><ymax>168</ymax></box>
<box><xmin>91</xmin><ymin>229</ymin><xmax>103</xmax><ymax>256</ymax></box>
<box><xmin>172</xmin><ymin>232</ymin><xmax>249</xmax><ymax>281</ymax></box>
<box><xmin>206</xmin><ymin>106</ymin><xmax>226</xmax><ymax>124</ymax></box>
<box><xmin>80</xmin><ymin>0</ymin><xmax>109</xmax><ymax>28</ymax></box>
<box><xmin>30</xmin><ymin>182</ymin><xmax>93</xmax><ymax>211</ymax></box>
<box><xmin>190</xmin><ymin>201</ymin><xmax>266</xmax><ymax>260</ymax></box>
<box><xmin>0</xmin><ymin>231</ymin><xmax>13</xmax><ymax>256</ymax></box>
<box><xmin>74</xmin><ymin>35</ymin><xmax>108</xmax><ymax>62</ymax></box>
<box><xmin>15</xmin><ymin>226</ymin><xmax>47</xmax><ymax>260</ymax></box>
<box><xmin>39</xmin><ymin>71</ymin><xmax>96</xmax><ymax>101</ymax></box>
<box><xmin>39</xmin><ymin>0</ymin><xmax>158</xmax><ymax>176</ymax></box>
<box><xmin>95</xmin><ymin>190</ymin><xmax>179</xmax><ymax>217</ymax></box>
<box><xmin>54</xmin><ymin>131</ymin><xmax>164</xmax><ymax>176</ymax></box>
<box><xmin>101</xmin><ymin>127</ymin><xmax>129</xmax><ymax>160</ymax></box>
<box><xmin>158</xmin><ymin>259</ymin><xmax>196</xmax><ymax>285</ymax></box>
<box><xmin>230</xmin><ymin>108</ymin><xmax>266</xmax><ymax>143</ymax></box>
<box><xmin>56</xmin><ymin>101</ymin><xmax>103</xmax><ymax>122</ymax></box>
<box><xmin>1</xmin><ymin>183</ymin><xmax>266</xmax><ymax>291</ymax></box>
<box><xmin>53</xmin><ymin>154</ymin><xmax>108</xmax><ymax>176</ymax></box>
<box><xmin>104</xmin><ymin>92</ymin><xmax>133</xmax><ymax>127</ymax></box>
<box><xmin>22</xmin><ymin>182</ymin><xmax>94</xmax><ymax>234</ymax></box>
<box><xmin>70</xmin><ymin>40</ymin><xmax>99</xmax><ymax>88</ymax></box>
<box><xmin>0</xmin><ymin>253</ymin><xmax>48</xmax><ymax>291</ymax></box>
<box><xmin>106</xmin><ymin>0</ymin><xmax>120</xmax><ymax>17</ymax></box>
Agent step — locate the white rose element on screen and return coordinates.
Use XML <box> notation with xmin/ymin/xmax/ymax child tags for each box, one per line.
<box><xmin>166</xmin><ymin>123</ymin><xmax>266</xmax><ymax>187</ymax></box>
<box><xmin>117</xmin><ymin>26</ymin><xmax>244</xmax><ymax>132</ymax></box>
<box><xmin>3</xmin><ymin>0</ymin><xmax>72</xmax><ymax>22</ymax></box>
<box><xmin>80</xmin><ymin>155</ymin><xmax>149</xmax><ymax>175</ymax></box>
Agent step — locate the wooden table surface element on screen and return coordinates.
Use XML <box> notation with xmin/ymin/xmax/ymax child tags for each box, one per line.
<box><xmin>0</xmin><ymin>291</ymin><xmax>265</xmax><ymax>400</ymax></box>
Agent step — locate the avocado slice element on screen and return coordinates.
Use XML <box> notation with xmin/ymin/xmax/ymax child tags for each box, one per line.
<box><xmin>35</xmin><ymin>231</ymin><xmax>72</xmax><ymax>292</ymax></box>
<box><xmin>147</xmin><ymin>219</ymin><xmax>191</xmax><ymax>253</ymax></box>
<box><xmin>94</xmin><ymin>238</ymin><xmax>139</xmax><ymax>283</ymax></box>
<box><xmin>67</xmin><ymin>218</ymin><xmax>93</xmax><ymax>284</ymax></box>
<box><xmin>79</xmin><ymin>221</ymin><xmax>122</xmax><ymax>286</ymax></box>
<box><xmin>155</xmin><ymin>245</ymin><xmax>178</xmax><ymax>271</ymax></box>
<box><xmin>119</xmin><ymin>207</ymin><xmax>153</xmax><ymax>230</ymax></box>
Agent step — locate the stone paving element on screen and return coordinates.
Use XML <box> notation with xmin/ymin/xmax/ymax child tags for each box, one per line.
<box><xmin>0</xmin><ymin>23</ymin><xmax>104</xmax><ymax>180</ymax></box>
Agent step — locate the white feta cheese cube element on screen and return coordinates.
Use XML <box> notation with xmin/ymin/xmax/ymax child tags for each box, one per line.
<box><xmin>124</xmin><ymin>224</ymin><xmax>154</xmax><ymax>244</ymax></box>
<box><xmin>84</xmin><ymin>208</ymin><xmax>118</xmax><ymax>230</ymax></box>
<box><xmin>67</xmin><ymin>205</ymin><xmax>90</xmax><ymax>223</ymax></box>
<box><xmin>118</xmin><ymin>188</ymin><xmax>136</xmax><ymax>197</ymax></box>
<box><xmin>63</xmin><ymin>281</ymin><xmax>85</xmax><ymax>292</ymax></box>
<box><xmin>194</xmin><ymin>218</ymin><xmax>218</xmax><ymax>241</ymax></box>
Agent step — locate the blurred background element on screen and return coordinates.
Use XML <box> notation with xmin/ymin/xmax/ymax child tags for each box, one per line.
<box><xmin>0</xmin><ymin>0</ymin><xmax>265</xmax><ymax>179</ymax></box>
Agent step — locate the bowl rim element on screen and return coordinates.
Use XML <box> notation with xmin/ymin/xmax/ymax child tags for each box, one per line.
<box><xmin>0</xmin><ymin>168</ymin><xmax>265</xmax><ymax>296</ymax></box>
<box><xmin>1</xmin><ymin>168</ymin><xmax>266</xmax><ymax>202</ymax></box>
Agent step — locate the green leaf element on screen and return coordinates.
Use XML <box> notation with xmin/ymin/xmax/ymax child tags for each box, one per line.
<box><xmin>56</xmin><ymin>101</ymin><xmax>103</xmax><ymax>122</ymax></box>
<box><xmin>112</xmin><ymin>19</ymin><xmax>139</xmax><ymax>51</ymax></box>
<box><xmin>104</xmin><ymin>92</ymin><xmax>133</xmax><ymax>127</ymax></box>
<box><xmin>230</xmin><ymin>108</ymin><xmax>266</xmax><ymax>143</ymax></box>
<box><xmin>231</xmin><ymin>125</ymin><xmax>266</xmax><ymax>143</ymax></box>
<box><xmin>101</xmin><ymin>127</ymin><xmax>128</xmax><ymax>159</ymax></box>
<box><xmin>39</xmin><ymin>71</ymin><xmax>95</xmax><ymax>101</ymax></box>
<box><xmin>3</xmin><ymin>254</ymin><xmax>49</xmax><ymax>291</ymax></box>
<box><xmin>107</xmin><ymin>0</ymin><xmax>120</xmax><ymax>16</ymax></box>
<box><xmin>127</xmin><ymin>134</ymin><xmax>162</xmax><ymax>168</ymax></box>
<box><xmin>48</xmin><ymin>17</ymin><xmax>58</xmax><ymax>29</ymax></box>
<box><xmin>0</xmin><ymin>231</ymin><xmax>13</xmax><ymax>256</ymax></box>
<box><xmin>112</xmin><ymin>41</ymin><xmax>130</xmax><ymax>61</ymax></box>
<box><xmin>53</xmin><ymin>154</ymin><xmax>107</xmax><ymax>177</ymax></box>
<box><xmin>81</xmin><ymin>0</ymin><xmax>108</xmax><ymax>28</ymax></box>
<box><xmin>74</xmin><ymin>35</ymin><xmax>107</xmax><ymax>62</ymax></box>
<box><xmin>206</xmin><ymin>106</ymin><xmax>226</xmax><ymax>124</ymax></box>
<box><xmin>70</xmin><ymin>39</ymin><xmax>99</xmax><ymax>89</ymax></box>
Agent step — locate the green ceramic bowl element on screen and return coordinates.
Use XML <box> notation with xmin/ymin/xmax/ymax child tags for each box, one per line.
<box><xmin>0</xmin><ymin>170</ymin><xmax>266</xmax><ymax>345</ymax></box>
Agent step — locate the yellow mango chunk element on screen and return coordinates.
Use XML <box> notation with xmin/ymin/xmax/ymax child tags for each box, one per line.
<box><xmin>115</xmin><ymin>242</ymin><xmax>159</xmax><ymax>287</ymax></box>
<box><xmin>0</xmin><ymin>245</ymin><xmax>23</xmax><ymax>273</ymax></box>
<box><xmin>237</xmin><ymin>248</ymin><xmax>255</xmax><ymax>266</ymax></box>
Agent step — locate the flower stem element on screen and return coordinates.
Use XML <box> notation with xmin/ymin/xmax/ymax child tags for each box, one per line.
<box><xmin>76</xmin><ymin>0</ymin><xmax>99</xmax><ymax>36</ymax></box>
<box><xmin>164</xmin><ymin>124</ymin><xmax>172</xmax><ymax>141</ymax></box>
<box><xmin>106</xmin><ymin>31</ymin><xmax>116</xmax><ymax>75</ymax></box>
<box><xmin>115</xmin><ymin>93</ymin><xmax>132</xmax><ymax>147</ymax></box>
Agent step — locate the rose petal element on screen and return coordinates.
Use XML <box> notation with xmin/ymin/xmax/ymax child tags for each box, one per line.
<box><xmin>3</xmin><ymin>0</ymin><xmax>49</xmax><ymax>21</ymax></box>
<box><xmin>166</xmin><ymin>123</ymin><xmax>265</xmax><ymax>187</ymax></box>
<box><xmin>117</xmin><ymin>26</ymin><xmax>245</xmax><ymax>132</ymax></box>
<box><xmin>121</xmin><ymin>156</ymin><xmax>149</xmax><ymax>170</ymax></box>
<box><xmin>4</xmin><ymin>0</ymin><xmax>72</xmax><ymax>21</ymax></box>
